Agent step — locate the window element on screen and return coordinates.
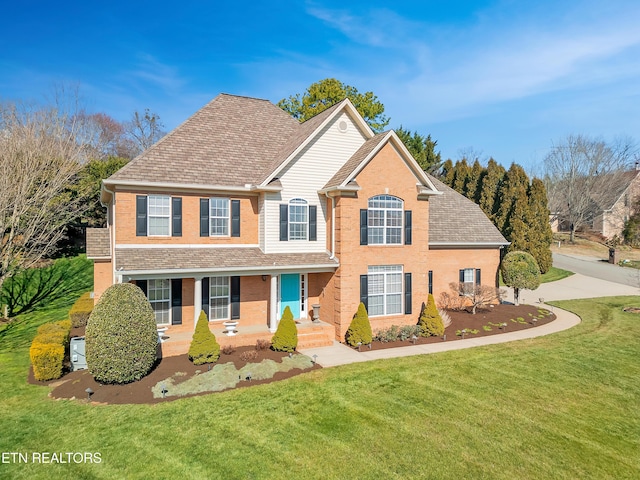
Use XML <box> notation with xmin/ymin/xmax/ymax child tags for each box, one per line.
<box><xmin>209</xmin><ymin>276</ymin><xmax>230</xmax><ymax>320</ymax></box>
<box><xmin>148</xmin><ymin>195</ymin><xmax>171</xmax><ymax>236</ymax></box>
<box><xmin>368</xmin><ymin>265</ymin><xmax>403</xmax><ymax>316</ymax></box>
<box><xmin>367</xmin><ymin>195</ymin><xmax>403</xmax><ymax>245</ymax></box>
<box><xmin>460</xmin><ymin>268</ymin><xmax>480</xmax><ymax>295</ymax></box>
<box><xmin>148</xmin><ymin>279</ymin><xmax>171</xmax><ymax>325</ymax></box>
<box><xmin>210</xmin><ymin>198</ymin><xmax>230</xmax><ymax>236</ymax></box>
<box><xmin>289</xmin><ymin>199</ymin><xmax>308</xmax><ymax>240</ymax></box>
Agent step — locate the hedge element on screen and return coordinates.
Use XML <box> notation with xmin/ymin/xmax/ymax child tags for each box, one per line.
<box><xmin>69</xmin><ymin>292</ymin><xmax>94</xmax><ymax>328</ymax></box>
<box><xmin>30</xmin><ymin>320</ymin><xmax>71</xmax><ymax>381</ymax></box>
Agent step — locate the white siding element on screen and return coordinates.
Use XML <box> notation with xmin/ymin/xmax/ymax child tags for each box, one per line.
<box><xmin>265</xmin><ymin>111</ymin><xmax>367</xmax><ymax>253</ymax></box>
<box><xmin>258</xmin><ymin>194</ymin><xmax>265</xmax><ymax>251</ymax></box>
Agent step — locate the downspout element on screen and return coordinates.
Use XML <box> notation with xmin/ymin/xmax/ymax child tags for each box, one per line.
<box><xmin>330</xmin><ymin>195</ymin><xmax>336</xmax><ymax>259</ymax></box>
<box><xmin>101</xmin><ymin>183</ymin><xmax>117</xmax><ymax>285</ymax></box>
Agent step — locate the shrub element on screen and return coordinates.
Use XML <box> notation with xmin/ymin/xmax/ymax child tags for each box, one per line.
<box><xmin>438</xmin><ymin>309</ymin><xmax>452</xmax><ymax>328</ymax></box>
<box><xmin>30</xmin><ymin>341</ymin><xmax>65</xmax><ymax>381</ymax></box>
<box><xmin>189</xmin><ymin>310</ymin><xmax>221</xmax><ymax>365</ymax></box>
<box><xmin>345</xmin><ymin>302</ymin><xmax>373</xmax><ymax>346</ymax></box>
<box><xmin>239</xmin><ymin>350</ymin><xmax>258</xmax><ymax>362</ymax></box>
<box><xmin>221</xmin><ymin>344</ymin><xmax>236</xmax><ymax>355</ymax></box>
<box><xmin>255</xmin><ymin>339</ymin><xmax>271</xmax><ymax>351</ymax></box>
<box><xmin>418</xmin><ymin>295</ymin><xmax>445</xmax><ymax>337</ymax></box>
<box><xmin>271</xmin><ymin>306</ymin><xmax>298</xmax><ymax>352</ymax></box>
<box><xmin>399</xmin><ymin>325</ymin><xmax>420</xmax><ymax>341</ymax></box>
<box><xmin>501</xmin><ymin>251</ymin><xmax>541</xmax><ymax>305</ymax></box>
<box><xmin>30</xmin><ymin>319</ymin><xmax>71</xmax><ymax>381</ymax></box>
<box><xmin>69</xmin><ymin>292</ymin><xmax>94</xmax><ymax>328</ymax></box>
<box><xmin>85</xmin><ymin>283</ymin><xmax>158</xmax><ymax>384</ymax></box>
<box><xmin>438</xmin><ymin>291</ymin><xmax>467</xmax><ymax>310</ymax></box>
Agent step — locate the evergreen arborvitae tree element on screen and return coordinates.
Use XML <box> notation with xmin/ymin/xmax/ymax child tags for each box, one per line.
<box><xmin>465</xmin><ymin>159</ymin><xmax>484</xmax><ymax>202</ymax></box>
<box><xmin>526</xmin><ymin>178</ymin><xmax>554</xmax><ymax>273</ymax></box>
<box><xmin>271</xmin><ymin>306</ymin><xmax>298</xmax><ymax>352</ymax></box>
<box><xmin>418</xmin><ymin>294</ymin><xmax>445</xmax><ymax>337</ymax></box>
<box><xmin>188</xmin><ymin>310</ymin><xmax>220</xmax><ymax>365</ymax></box>
<box><xmin>495</xmin><ymin>163</ymin><xmax>530</xmax><ymax>234</ymax></box>
<box><xmin>441</xmin><ymin>159</ymin><xmax>455</xmax><ymax>185</ymax></box>
<box><xmin>452</xmin><ymin>159</ymin><xmax>471</xmax><ymax>195</ymax></box>
<box><xmin>345</xmin><ymin>302</ymin><xmax>373</xmax><ymax>346</ymax></box>
<box><xmin>396</xmin><ymin>127</ymin><xmax>442</xmax><ymax>172</ymax></box>
<box><xmin>478</xmin><ymin>158</ymin><xmax>506</xmax><ymax>220</ymax></box>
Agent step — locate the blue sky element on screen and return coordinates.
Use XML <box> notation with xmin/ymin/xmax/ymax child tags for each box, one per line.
<box><xmin>2</xmin><ymin>0</ymin><xmax>639</xmax><ymax>172</ymax></box>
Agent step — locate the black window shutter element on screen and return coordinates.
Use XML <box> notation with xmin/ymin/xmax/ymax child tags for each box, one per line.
<box><xmin>172</xmin><ymin>197</ymin><xmax>182</xmax><ymax>237</ymax></box>
<box><xmin>279</xmin><ymin>204</ymin><xmax>288</xmax><ymax>241</ymax></box>
<box><xmin>360</xmin><ymin>209</ymin><xmax>368</xmax><ymax>245</ymax></box>
<box><xmin>404</xmin><ymin>273</ymin><xmax>412</xmax><ymax>314</ymax></box>
<box><xmin>309</xmin><ymin>205</ymin><xmax>317</xmax><ymax>241</ymax></box>
<box><xmin>459</xmin><ymin>269</ymin><xmax>465</xmax><ymax>296</ymax></box>
<box><xmin>459</xmin><ymin>269</ymin><xmax>465</xmax><ymax>283</ymax></box>
<box><xmin>137</xmin><ymin>279</ymin><xmax>148</xmax><ymax>296</ymax></box>
<box><xmin>476</xmin><ymin>269</ymin><xmax>481</xmax><ymax>286</ymax></box>
<box><xmin>200</xmin><ymin>199</ymin><xmax>209</xmax><ymax>237</ymax></box>
<box><xmin>428</xmin><ymin>270</ymin><xmax>433</xmax><ymax>295</ymax></box>
<box><xmin>404</xmin><ymin>210</ymin><xmax>412</xmax><ymax>245</ymax></box>
<box><xmin>171</xmin><ymin>279</ymin><xmax>182</xmax><ymax>325</ymax></box>
<box><xmin>136</xmin><ymin>196</ymin><xmax>147</xmax><ymax>236</ymax></box>
<box><xmin>201</xmin><ymin>277</ymin><xmax>210</xmax><ymax>319</ymax></box>
<box><xmin>230</xmin><ymin>276</ymin><xmax>240</xmax><ymax>320</ymax></box>
<box><xmin>360</xmin><ymin>275</ymin><xmax>368</xmax><ymax>311</ymax></box>
<box><xmin>231</xmin><ymin>200</ymin><xmax>241</xmax><ymax>237</ymax></box>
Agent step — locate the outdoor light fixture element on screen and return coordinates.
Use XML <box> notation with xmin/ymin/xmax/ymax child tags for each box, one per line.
<box><xmin>442</xmin><ymin>334</ymin><xmax>447</xmax><ymax>341</ymax></box>
<box><xmin>85</xmin><ymin>387</ymin><xmax>93</xmax><ymax>401</ymax></box>
<box><xmin>411</xmin><ymin>334</ymin><xmax>418</xmax><ymax>344</ymax></box>
<box><xmin>357</xmin><ymin>341</ymin><xmax>362</xmax><ymax>352</ymax></box>
<box><xmin>161</xmin><ymin>383</ymin><xmax>168</xmax><ymax>398</ymax></box>
<box><xmin>312</xmin><ymin>354</ymin><xmax>318</xmax><ymax>364</ymax></box>
<box><xmin>261</xmin><ymin>275</ymin><xmax>267</xmax><ymax>281</ymax></box>
<box><xmin>245</xmin><ymin>372</ymin><xmax>252</xmax><ymax>381</ymax></box>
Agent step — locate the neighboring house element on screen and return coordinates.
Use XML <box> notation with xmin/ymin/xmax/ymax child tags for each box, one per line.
<box><xmin>86</xmin><ymin>94</ymin><xmax>507</xmax><ymax>356</ymax></box>
<box><xmin>591</xmin><ymin>169</ymin><xmax>640</xmax><ymax>239</ymax></box>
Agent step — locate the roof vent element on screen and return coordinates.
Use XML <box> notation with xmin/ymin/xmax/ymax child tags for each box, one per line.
<box><xmin>337</xmin><ymin>120</ymin><xmax>348</xmax><ymax>133</ymax></box>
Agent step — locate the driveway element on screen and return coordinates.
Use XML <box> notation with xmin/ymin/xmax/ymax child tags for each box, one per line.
<box><xmin>552</xmin><ymin>252</ymin><xmax>639</xmax><ymax>287</ymax></box>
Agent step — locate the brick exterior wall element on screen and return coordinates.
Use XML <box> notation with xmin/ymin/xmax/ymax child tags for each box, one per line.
<box><xmin>114</xmin><ymin>190</ymin><xmax>259</xmax><ymax>245</ymax></box>
<box><xmin>93</xmin><ymin>259</ymin><xmax>112</xmax><ymax>302</ymax></box>
<box><xmin>428</xmin><ymin>247</ymin><xmax>502</xmax><ymax>307</ymax></box>
<box><xmin>332</xmin><ymin>143</ymin><xmax>430</xmax><ymax>340</ymax></box>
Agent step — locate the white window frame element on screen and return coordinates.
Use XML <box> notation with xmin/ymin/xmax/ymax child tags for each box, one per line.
<box><xmin>289</xmin><ymin>198</ymin><xmax>308</xmax><ymax>241</ymax></box>
<box><xmin>462</xmin><ymin>268</ymin><xmax>476</xmax><ymax>296</ymax></box>
<box><xmin>209</xmin><ymin>198</ymin><xmax>230</xmax><ymax>237</ymax></box>
<box><xmin>367</xmin><ymin>265</ymin><xmax>403</xmax><ymax>317</ymax></box>
<box><xmin>209</xmin><ymin>276</ymin><xmax>230</xmax><ymax>321</ymax></box>
<box><xmin>148</xmin><ymin>279</ymin><xmax>171</xmax><ymax>325</ymax></box>
<box><xmin>148</xmin><ymin>195</ymin><xmax>171</xmax><ymax>237</ymax></box>
<box><xmin>367</xmin><ymin>195</ymin><xmax>403</xmax><ymax>245</ymax></box>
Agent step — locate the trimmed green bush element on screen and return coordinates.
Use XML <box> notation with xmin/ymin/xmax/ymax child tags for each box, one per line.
<box><xmin>69</xmin><ymin>291</ymin><xmax>94</xmax><ymax>328</ymax></box>
<box><xmin>30</xmin><ymin>319</ymin><xmax>71</xmax><ymax>381</ymax></box>
<box><xmin>85</xmin><ymin>283</ymin><xmax>158</xmax><ymax>384</ymax></box>
<box><xmin>346</xmin><ymin>302</ymin><xmax>373</xmax><ymax>346</ymax></box>
<box><xmin>188</xmin><ymin>310</ymin><xmax>220</xmax><ymax>365</ymax></box>
<box><xmin>418</xmin><ymin>295</ymin><xmax>445</xmax><ymax>337</ymax></box>
<box><xmin>501</xmin><ymin>251</ymin><xmax>541</xmax><ymax>306</ymax></box>
<box><xmin>271</xmin><ymin>306</ymin><xmax>298</xmax><ymax>352</ymax></box>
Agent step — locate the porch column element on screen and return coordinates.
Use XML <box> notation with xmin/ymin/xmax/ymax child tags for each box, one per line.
<box><xmin>269</xmin><ymin>274</ymin><xmax>278</xmax><ymax>332</ymax></box>
<box><xmin>194</xmin><ymin>276</ymin><xmax>203</xmax><ymax>329</ymax></box>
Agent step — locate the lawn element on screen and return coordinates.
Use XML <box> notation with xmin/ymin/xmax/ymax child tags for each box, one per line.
<box><xmin>1</xmin><ymin>259</ymin><xmax>639</xmax><ymax>479</ymax></box>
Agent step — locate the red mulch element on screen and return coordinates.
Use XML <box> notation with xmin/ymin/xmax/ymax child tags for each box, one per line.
<box><xmin>31</xmin><ymin>304</ymin><xmax>554</xmax><ymax>405</ymax></box>
<box><xmin>31</xmin><ymin>346</ymin><xmax>321</xmax><ymax>405</ymax></box>
<box><xmin>361</xmin><ymin>303</ymin><xmax>555</xmax><ymax>351</ymax></box>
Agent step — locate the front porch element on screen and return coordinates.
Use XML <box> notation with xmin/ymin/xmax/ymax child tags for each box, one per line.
<box><xmin>159</xmin><ymin>319</ymin><xmax>335</xmax><ymax>358</ymax></box>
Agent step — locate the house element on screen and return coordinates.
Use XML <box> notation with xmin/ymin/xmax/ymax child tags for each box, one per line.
<box><xmin>86</xmin><ymin>94</ymin><xmax>507</xmax><ymax>356</ymax></box>
<box><xmin>591</xmin><ymin>169</ymin><xmax>640</xmax><ymax>239</ymax></box>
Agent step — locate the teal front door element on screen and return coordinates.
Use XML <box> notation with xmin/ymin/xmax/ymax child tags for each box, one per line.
<box><xmin>280</xmin><ymin>274</ymin><xmax>300</xmax><ymax>319</ymax></box>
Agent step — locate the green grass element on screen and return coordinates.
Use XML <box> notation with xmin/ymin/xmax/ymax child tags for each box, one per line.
<box><xmin>1</xmin><ymin>259</ymin><xmax>639</xmax><ymax>479</ymax></box>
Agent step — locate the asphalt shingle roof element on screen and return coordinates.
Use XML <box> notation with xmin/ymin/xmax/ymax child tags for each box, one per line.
<box><xmin>427</xmin><ymin>175</ymin><xmax>508</xmax><ymax>245</ymax></box>
<box><xmin>86</xmin><ymin>228</ymin><xmax>111</xmax><ymax>258</ymax></box>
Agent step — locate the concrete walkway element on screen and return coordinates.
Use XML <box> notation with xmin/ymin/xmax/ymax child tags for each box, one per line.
<box><xmin>301</xmin><ymin>273</ymin><xmax>638</xmax><ymax>368</ymax></box>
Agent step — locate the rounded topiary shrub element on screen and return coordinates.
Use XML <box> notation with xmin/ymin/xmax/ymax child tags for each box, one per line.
<box><xmin>271</xmin><ymin>306</ymin><xmax>298</xmax><ymax>352</ymax></box>
<box><xmin>418</xmin><ymin>294</ymin><xmax>445</xmax><ymax>337</ymax></box>
<box><xmin>345</xmin><ymin>302</ymin><xmax>373</xmax><ymax>346</ymax></box>
<box><xmin>188</xmin><ymin>310</ymin><xmax>220</xmax><ymax>365</ymax></box>
<box><xmin>85</xmin><ymin>283</ymin><xmax>158</xmax><ymax>384</ymax></box>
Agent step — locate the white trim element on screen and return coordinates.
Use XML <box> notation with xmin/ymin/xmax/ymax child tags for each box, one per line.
<box><xmin>261</xmin><ymin>99</ymin><xmax>374</xmax><ymax>186</ymax></box>
<box><xmin>87</xmin><ymin>256</ymin><xmax>112</xmax><ymax>260</ymax></box>
<box><xmin>116</xmin><ymin>244</ymin><xmax>260</xmax><ymax>249</ymax></box>
<box><xmin>147</xmin><ymin>278</ymin><xmax>172</xmax><ymax>325</ymax></box>
<box><xmin>147</xmin><ymin>194</ymin><xmax>171</xmax><ymax>237</ymax></box>
<box><xmin>367</xmin><ymin>265</ymin><xmax>404</xmax><ymax>317</ymax></box>
<box><xmin>208</xmin><ymin>275</ymin><xmax>231</xmax><ymax>321</ymax></box>
<box><xmin>429</xmin><ymin>242</ymin><xmax>510</xmax><ymax>247</ymax></box>
<box><xmin>103</xmin><ymin>179</ymin><xmax>258</xmax><ymax>196</ymax></box>
<box><xmin>119</xmin><ymin>263</ymin><xmax>338</xmax><ymax>278</ymax></box>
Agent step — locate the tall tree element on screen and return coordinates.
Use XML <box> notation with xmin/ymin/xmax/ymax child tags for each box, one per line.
<box><xmin>73</xmin><ymin>111</ymin><xmax>137</xmax><ymax>160</ymax></box>
<box><xmin>495</xmin><ymin>163</ymin><xmax>530</xmax><ymax>235</ymax></box>
<box><xmin>278</xmin><ymin>78</ymin><xmax>389</xmax><ymax>132</ymax></box>
<box><xmin>125</xmin><ymin>108</ymin><xmax>166</xmax><ymax>156</ymax></box>
<box><xmin>526</xmin><ymin>178</ymin><xmax>554</xmax><ymax>273</ymax></box>
<box><xmin>477</xmin><ymin>158</ymin><xmax>506</xmax><ymax>220</ymax></box>
<box><xmin>0</xmin><ymin>98</ymin><xmax>88</xmax><ymax>293</ymax></box>
<box><xmin>465</xmin><ymin>159</ymin><xmax>484</xmax><ymax>202</ymax></box>
<box><xmin>544</xmin><ymin>134</ymin><xmax>635</xmax><ymax>243</ymax></box>
<box><xmin>452</xmin><ymin>159</ymin><xmax>471</xmax><ymax>195</ymax></box>
<box><xmin>395</xmin><ymin>126</ymin><xmax>442</xmax><ymax>172</ymax></box>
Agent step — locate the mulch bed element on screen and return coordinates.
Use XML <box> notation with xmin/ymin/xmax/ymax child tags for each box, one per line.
<box><xmin>361</xmin><ymin>303</ymin><xmax>556</xmax><ymax>351</ymax></box>
<box><xmin>30</xmin><ymin>304</ymin><xmax>554</xmax><ymax>404</ymax></box>
<box><xmin>30</xmin><ymin>346</ymin><xmax>321</xmax><ymax>405</ymax></box>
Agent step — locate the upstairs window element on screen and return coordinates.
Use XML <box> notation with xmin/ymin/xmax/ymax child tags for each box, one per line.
<box><xmin>148</xmin><ymin>195</ymin><xmax>171</xmax><ymax>236</ymax></box>
<box><xmin>209</xmin><ymin>198</ymin><xmax>230</xmax><ymax>236</ymax></box>
<box><xmin>364</xmin><ymin>195</ymin><xmax>405</xmax><ymax>245</ymax></box>
<box><xmin>200</xmin><ymin>198</ymin><xmax>240</xmax><ymax>237</ymax></box>
<box><xmin>289</xmin><ymin>198</ymin><xmax>308</xmax><ymax>240</ymax></box>
<box><xmin>136</xmin><ymin>195</ymin><xmax>182</xmax><ymax>237</ymax></box>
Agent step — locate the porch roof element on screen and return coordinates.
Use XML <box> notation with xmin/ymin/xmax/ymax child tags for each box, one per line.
<box><xmin>115</xmin><ymin>247</ymin><xmax>339</xmax><ymax>276</ymax></box>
